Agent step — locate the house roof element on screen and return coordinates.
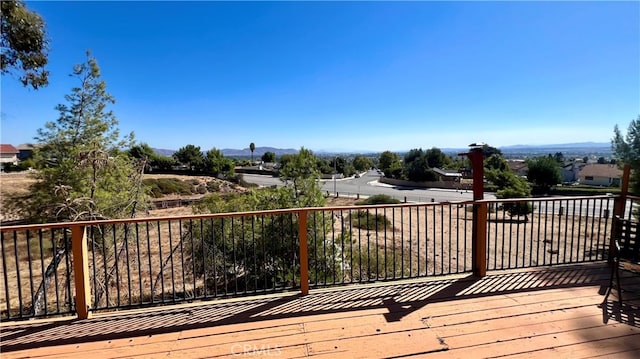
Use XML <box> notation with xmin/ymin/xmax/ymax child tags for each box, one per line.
<box><xmin>0</xmin><ymin>144</ymin><xmax>18</xmax><ymax>154</ymax></box>
<box><xmin>16</xmin><ymin>143</ymin><xmax>35</xmax><ymax>151</ymax></box>
<box><xmin>579</xmin><ymin>164</ymin><xmax>623</xmax><ymax>178</ymax></box>
<box><xmin>507</xmin><ymin>160</ymin><xmax>528</xmax><ymax>173</ymax></box>
<box><xmin>432</xmin><ymin>167</ymin><xmax>462</xmax><ymax>177</ymax></box>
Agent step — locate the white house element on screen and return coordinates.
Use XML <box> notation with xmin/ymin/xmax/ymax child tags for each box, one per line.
<box><xmin>0</xmin><ymin>144</ymin><xmax>18</xmax><ymax>166</ymax></box>
<box><xmin>578</xmin><ymin>164</ymin><xmax>623</xmax><ymax>187</ymax></box>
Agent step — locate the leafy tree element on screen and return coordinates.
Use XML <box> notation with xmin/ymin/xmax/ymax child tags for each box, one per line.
<box><xmin>597</xmin><ymin>156</ymin><xmax>607</xmax><ymax>164</ymax></box>
<box><xmin>204</xmin><ymin>147</ymin><xmax>235</xmax><ymax>177</ymax></box>
<box><xmin>10</xmin><ymin>51</ymin><xmax>144</xmax><ymax>223</ymax></box>
<box><xmin>613</xmin><ymin>115</ymin><xmax>640</xmax><ymax>195</ymax></box>
<box><xmin>526</xmin><ymin>156</ymin><xmax>561</xmax><ymax>192</ymax></box>
<box><xmin>128</xmin><ymin>142</ymin><xmax>157</xmax><ymax>172</ymax></box>
<box><xmin>378</xmin><ymin>151</ymin><xmax>402</xmax><ymax>179</ymax></box>
<box><xmin>425</xmin><ymin>147</ymin><xmax>450</xmax><ymax>169</ymax></box>
<box><xmin>353</xmin><ymin>155</ymin><xmax>373</xmax><ymax>172</ymax></box>
<box><xmin>554</xmin><ymin>152</ymin><xmax>565</xmax><ymax>163</ymax></box>
<box><xmin>181</xmin><ymin>147</ymin><xmax>333</xmax><ymax>294</ymax></box>
<box><xmin>261</xmin><ymin>151</ymin><xmax>276</xmax><ymax>163</ymax></box>
<box><xmin>482</xmin><ymin>144</ymin><xmax>502</xmax><ymax>158</ymax></box>
<box><xmin>249</xmin><ymin>142</ymin><xmax>255</xmax><ymax>162</ymax></box>
<box><xmin>153</xmin><ymin>155</ymin><xmax>177</xmax><ymax>170</ymax></box>
<box><xmin>1</xmin><ymin>0</ymin><xmax>49</xmax><ymax>89</ymax></box>
<box><xmin>279</xmin><ymin>147</ymin><xmax>325</xmax><ymax>207</ymax></box>
<box><xmin>4</xmin><ymin>53</ymin><xmax>148</xmax><ymax>314</ymax></box>
<box><xmin>403</xmin><ymin>148</ymin><xmax>437</xmax><ymax>182</ymax></box>
<box><xmin>486</xmin><ymin>168</ymin><xmax>532</xmax><ymax>217</ymax></box>
<box><xmin>330</xmin><ymin>156</ymin><xmax>346</xmax><ymax>174</ymax></box>
<box><xmin>484</xmin><ymin>154</ymin><xmax>508</xmax><ymax>172</ymax></box>
<box><xmin>173</xmin><ymin>144</ymin><xmax>203</xmax><ymax>171</ymax></box>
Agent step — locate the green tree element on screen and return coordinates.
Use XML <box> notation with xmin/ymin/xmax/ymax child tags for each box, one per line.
<box><xmin>330</xmin><ymin>156</ymin><xmax>346</xmax><ymax>174</ymax></box>
<box><xmin>353</xmin><ymin>155</ymin><xmax>373</xmax><ymax>172</ymax></box>
<box><xmin>279</xmin><ymin>147</ymin><xmax>325</xmax><ymax>207</ymax></box>
<box><xmin>554</xmin><ymin>152</ymin><xmax>565</xmax><ymax>163</ymax></box>
<box><xmin>425</xmin><ymin>147</ymin><xmax>450</xmax><ymax>169</ymax></box>
<box><xmin>204</xmin><ymin>147</ymin><xmax>235</xmax><ymax>177</ymax></box>
<box><xmin>173</xmin><ymin>144</ymin><xmax>203</xmax><ymax>171</ymax></box>
<box><xmin>378</xmin><ymin>151</ymin><xmax>402</xmax><ymax>179</ymax></box>
<box><xmin>482</xmin><ymin>144</ymin><xmax>502</xmax><ymax>158</ymax></box>
<box><xmin>1</xmin><ymin>0</ymin><xmax>49</xmax><ymax>89</ymax></box>
<box><xmin>249</xmin><ymin>142</ymin><xmax>255</xmax><ymax>162</ymax></box>
<box><xmin>484</xmin><ymin>154</ymin><xmax>508</xmax><ymax>172</ymax></box>
<box><xmin>613</xmin><ymin>115</ymin><xmax>640</xmax><ymax>195</ymax></box>
<box><xmin>526</xmin><ymin>156</ymin><xmax>561</xmax><ymax>192</ymax></box>
<box><xmin>486</xmin><ymin>168</ymin><xmax>532</xmax><ymax>217</ymax></box>
<box><xmin>128</xmin><ymin>142</ymin><xmax>157</xmax><ymax>172</ymax></box>
<box><xmin>403</xmin><ymin>148</ymin><xmax>437</xmax><ymax>182</ymax></box>
<box><xmin>9</xmin><ymin>52</ymin><xmax>145</xmax><ymax>223</ymax></box>
<box><xmin>4</xmin><ymin>53</ymin><xmax>148</xmax><ymax>314</ymax></box>
<box><xmin>261</xmin><ymin>151</ymin><xmax>276</xmax><ymax>163</ymax></box>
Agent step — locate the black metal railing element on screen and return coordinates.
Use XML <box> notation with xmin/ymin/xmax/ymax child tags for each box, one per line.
<box><xmin>1</xmin><ymin>195</ymin><xmax>630</xmax><ymax>321</ymax></box>
<box><xmin>486</xmin><ymin>196</ymin><xmax>613</xmax><ymax>271</ymax></box>
<box><xmin>0</xmin><ymin>226</ymin><xmax>75</xmax><ymax>319</ymax></box>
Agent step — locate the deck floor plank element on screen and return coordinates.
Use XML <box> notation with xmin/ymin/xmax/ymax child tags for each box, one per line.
<box><xmin>2</xmin><ymin>263</ymin><xmax>640</xmax><ymax>358</ymax></box>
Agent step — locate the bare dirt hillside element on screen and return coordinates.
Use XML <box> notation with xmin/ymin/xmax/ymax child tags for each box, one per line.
<box><xmin>0</xmin><ymin>172</ymin><xmax>358</xmax><ymax>220</ymax></box>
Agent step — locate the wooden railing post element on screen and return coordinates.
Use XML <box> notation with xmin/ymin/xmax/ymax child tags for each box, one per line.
<box><xmin>298</xmin><ymin>210</ymin><xmax>309</xmax><ymax>295</ymax></box>
<box><xmin>610</xmin><ymin>164</ymin><xmax>631</xmax><ymax>264</ymax></box>
<box><xmin>613</xmin><ymin>164</ymin><xmax>631</xmax><ymax>218</ymax></box>
<box><xmin>474</xmin><ymin>202</ymin><xmax>488</xmax><ymax>277</ymax></box>
<box><xmin>71</xmin><ymin>225</ymin><xmax>91</xmax><ymax>319</ymax></box>
<box><xmin>461</xmin><ymin>145</ymin><xmax>487</xmax><ymax>277</ymax></box>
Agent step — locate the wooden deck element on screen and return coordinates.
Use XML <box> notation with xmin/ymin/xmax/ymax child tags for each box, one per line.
<box><xmin>2</xmin><ymin>262</ymin><xmax>640</xmax><ymax>358</ymax></box>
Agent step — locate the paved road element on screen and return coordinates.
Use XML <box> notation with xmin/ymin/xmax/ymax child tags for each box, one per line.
<box><xmin>243</xmin><ymin>170</ymin><xmax>495</xmax><ymax>203</ymax></box>
<box><xmin>242</xmin><ymin>171</ymin><xmax>633</xmax><ymax>217</ymax></box>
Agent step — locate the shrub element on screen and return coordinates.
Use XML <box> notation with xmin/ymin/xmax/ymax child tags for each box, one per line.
<box><xmin>142</xmin><ymin>178</ymin><xmax>194</xmax><ymax>198</ymax></box>
<box><xmin>356</xmin><ymin>194</ymin><xmax>401</xmax><ymax>205</ymax></box>
<box><xmin>206</xmin><ymin>181</ymin><xmax>220</xmax><ymax>192</ymax></box>
<box><xmin>348</xmin><ymin>210</ymin><xmax>392</xmax><ymax>230</ymax></box>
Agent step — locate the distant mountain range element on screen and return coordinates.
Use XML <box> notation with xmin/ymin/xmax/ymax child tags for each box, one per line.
<box><xmin>152</xmin><ymin>146</ymin><xmax>298</xmax><ymax>158</ymax></box>
<box><xmin>499</xmin><ymin>142</ymin><xmax>610</xmax><ymax>150</ymax></box>
<box><xmin>153</xmin><ymin>142</ymin><xmax>612</xmax><ymax>158</ymax></box>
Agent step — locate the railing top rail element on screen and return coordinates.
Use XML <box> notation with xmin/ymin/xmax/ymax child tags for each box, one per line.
<box><xmin>478</xmin><ymin>194</ymin><xmax>615</xmax><ymax>204</ymax></box>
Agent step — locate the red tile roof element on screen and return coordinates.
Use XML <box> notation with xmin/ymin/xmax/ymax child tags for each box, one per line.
<box><xmin>0</xmin><ymin>144</ymin><xmax>18</xmax><ymax>154</ymax></box>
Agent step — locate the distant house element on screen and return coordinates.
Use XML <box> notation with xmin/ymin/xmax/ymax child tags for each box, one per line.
<box><xmin>578</xmin><ymin>164</ymin><xmax>623</xmax><ymax>187</ymax></box>
<box><xmin>0</xmin><ymin>144</ymin><xmax>19</xmax><ymax>167</ymax></box>
<box><xmin>16</xmin><ymin>143</ymin><xmax>35</xmax><ymax>161</ymax></box>
<box><xmin>561</xmin><ymin>161</ymin><xmax>585</xmax><ymax>183</ymax></box>
<box><xmin>506</xmin><ymin>160</ymin><xmax>528</xmax><ymax>177</ymax></box>
<box><xmin>432</xmin><ymin>168</ymin><xmax>463</xmax><ymax>182</ymax></box>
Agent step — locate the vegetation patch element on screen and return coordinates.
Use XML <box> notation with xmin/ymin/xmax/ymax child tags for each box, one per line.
<box><xmin>143</xmin><ymin>178</ymin><xmax>195</xmax><ymax>198</ymax></box>
<box><xmin>348</xmin><ymin>210</ymin><xmax>392</xmax><ymax>230</ymax></box>
<box><xmin>356</xmin><ymin>194</ymin><xmax>401</xmax><ymax>205</ymax></box>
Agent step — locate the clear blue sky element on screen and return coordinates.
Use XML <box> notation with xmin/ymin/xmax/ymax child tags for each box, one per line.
<box><xmin>2</xmin><ymin>1</ymin><xmax>639</xmax><ymax>152</ymax></box>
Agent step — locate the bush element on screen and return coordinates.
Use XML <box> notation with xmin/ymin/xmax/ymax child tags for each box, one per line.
<box><xmin>142</xmin><ymin>178</ymin><xmax>194</xmax><ymax>198</ymax></box>
<box><xmin>206</xmin><ymin>181</ymin><xmax>220</xmax><ymax>192</ymax></box>
<box><xmin>348</xmin><ymin>210</ymin><xmax>392</xmax><ymax>230</ymax></box>
<box><xmin>356</xmin><ymin>194</ymin><xmax>401</xmax><ymax>205</ymax></box>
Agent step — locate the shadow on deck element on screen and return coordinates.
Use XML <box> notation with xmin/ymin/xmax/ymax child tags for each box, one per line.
<box><xmin>2</xmin><ymin>262</ymin><xmax>640</xmax><ymax>358</ymax></box>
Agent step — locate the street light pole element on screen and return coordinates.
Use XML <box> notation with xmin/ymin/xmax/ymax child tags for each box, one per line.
<box><xmin>333</xmin><ymin>157</ymin><xmax>337</xmax><ymax>197</ymax></box>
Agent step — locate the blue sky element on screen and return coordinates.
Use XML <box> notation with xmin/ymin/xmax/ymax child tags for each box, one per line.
<box><xmin>2</xmin><ymin>1</ymin><xmax>639</xmax><ymax>153</ymax></box>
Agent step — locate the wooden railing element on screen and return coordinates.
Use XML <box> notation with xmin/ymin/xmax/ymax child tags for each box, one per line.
<box><xmin>2</xmin><ymin>193</ymin><xmax>636</xmax><ymax>321</ymax></box>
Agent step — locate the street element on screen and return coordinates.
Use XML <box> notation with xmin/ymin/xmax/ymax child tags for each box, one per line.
<box><xmin>242</xmin><ymin>170</ymin><xmax>496</xmax><ymax>203</ymax></box>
